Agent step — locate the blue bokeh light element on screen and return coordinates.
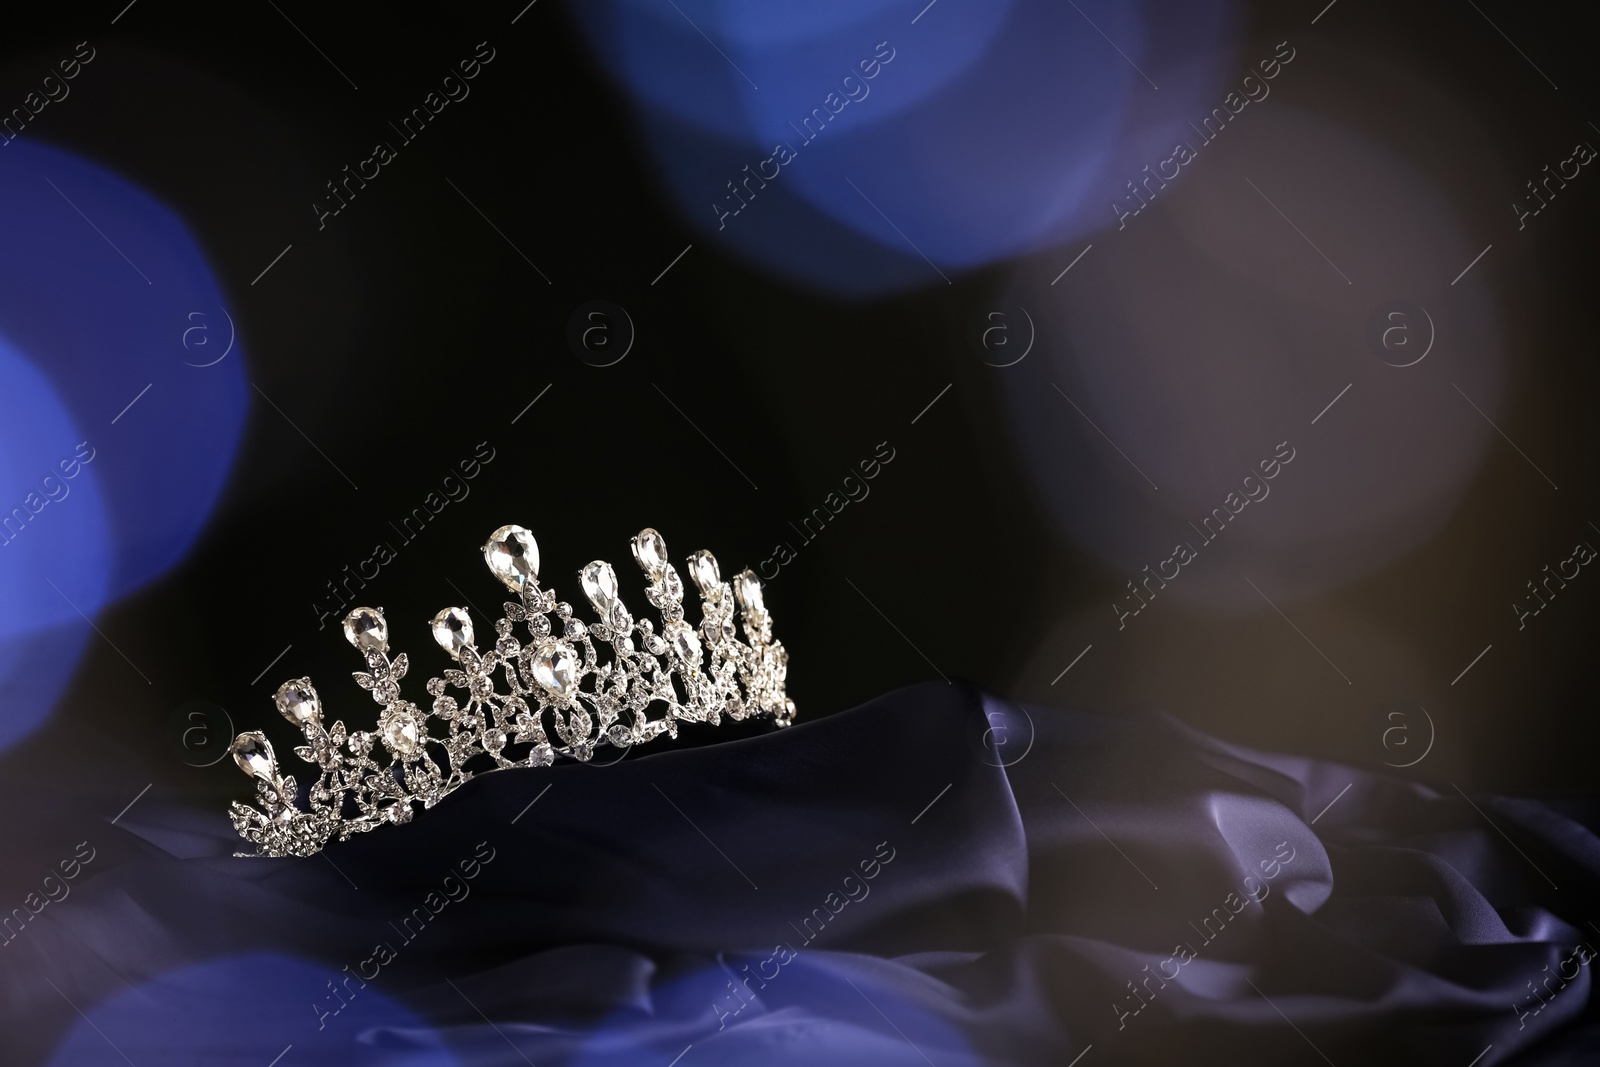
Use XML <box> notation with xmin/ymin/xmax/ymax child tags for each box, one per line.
<box><xmin>574</xmin><ymin>0</ymin><xmax>1237</xmax><ymax>294</ymax></box>
<box><xmin>0</xmin><ymin>138</ymin><xmax>250</xmax><ymax>750</ymax></box>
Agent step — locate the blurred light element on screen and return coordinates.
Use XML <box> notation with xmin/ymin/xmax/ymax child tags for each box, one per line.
<box><xmin>1000</xmin><ymin>107</ymin><xmax>1506</xmax><ymax>608</ymax></box>
<box><xmin>0</xmin><ymin>340</ymin><xmax>112</xmax><ymax>638</ymax></box>
<box><xmin>0</xmin><ymin>138</ymin><xmax>250</xmax><ymax>750</ymax></box>
<box><xmin>575</xmin><ymin>0</ymin><xmax>1238</xmax><ymax>295</ymax></box>
<box><xmin>0</xmin><ymin>338</ymin><xmax>112</xmax><ymax>751</ymax></box>
<box><xmin>573</xmin><ymin>0</ymin><xmax>1011</xmax><ymax>142</ymax></box>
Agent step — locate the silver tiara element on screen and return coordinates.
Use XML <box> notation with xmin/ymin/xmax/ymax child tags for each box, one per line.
<box><xmin>228</xmin><ymin>525</ymin><xmax>794</xmax><ymax>857</ymax></box>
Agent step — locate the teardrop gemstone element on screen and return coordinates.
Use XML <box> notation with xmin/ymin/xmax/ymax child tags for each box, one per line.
<box><xmin>532</xmin><ymin>642</ymin><xmax>580</xmax><ymax>697</ymax></box>
<box><xmin>667</xmin><ymin>621</ymin><xmax>702</xmax><ymax>663</ymax></box>
<box><xmin>342</xmin><ymin>607</ymin><xmax>388</xmax><ymax>651</ymax></box>
<box><xmin>431</xmin><ymin>607</ymin><xmax>474</xmax><ymax>658</ymax></box>
<box><xmin>688</xmin><ymin>550</ymin><xmax>721</xmax><ymax>600</ymax></box>
<box><xmin>580</xmin><ymin>560</ymin><xmax>619</xmax><ymax>615</ymax></box>
<box><xmin>733</xmin><ymin>570</ymin><xmax>765</xmax><ymax>614</ymax></box>
<box><xmin>630</xmin><ymin>528</ymin><xmax>668</xmax><ymax>579</ymax></box>
<box><xmin>275</xmin><ymin>679</ymin><xmax>321</xmax><ymax>725</ymax></box>
<box><xmin>484</xmin><ymin>525</ymin><xmax>540</xmax><ymax>592</ymax></box>
<box><xmin>231</xmin><ymin>732</ymin><xmax>276</xmax><ymax>780</ymax></box>
<box><xmin>380</xmin><ymin>711</ymin><xmax>423</xmax><ymax>757</ymax></box>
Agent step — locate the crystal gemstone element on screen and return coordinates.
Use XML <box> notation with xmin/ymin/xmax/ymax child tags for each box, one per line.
<box><xmin>631</xmin><ymin>528</ymin><xmax>669</xmax><ymax>579</ymax></box>
<box><xmin>382</xmin><ymin>712</ymin><xmax>422</xmax><ymax>757</ymax></box>
<box><xmin>231</xmin><ymin>733</ymin><xmax>276</xmax><ymax>780</ymax></box>
<box><xmin>343</xmin><ymin>607</ymin><xmax>388</xmax><ymax>651</ymax></box>
<box><xmin>580</xmin><ymin>560</ymin><xmax>619</xmax><ymax>614</ymax></box>
<box><xmin>689</xmin><ymin>550</ymin><xmax>721</xmax><ymax>600</ymax></box>
<box><xmin>532</xmin><ymin>642</ymin><xmax>579</xmax><ymax>697</ymax></box>
<box><xmin>733</xmin><ymin>570</ymin><xmax>765</xmax><ymax>614</ymax></box>
<box><xmin>431</xmin><ymin>607</ymin><xmax>474</xmax><ymax>658</ymax></box>
<box><xmin>275</xmin><ymin>680</ymin><xmax>321</xmax><ymax>724</ymax></box>
<box><xmin>668</xmin><ymin>622</ymin><xmax>702</xmax><ymax>663</ymax></box>
<box><xmin>484</xmin><ymin>525</ymin><xmax>540</xmax><ymax>592</ymax></box>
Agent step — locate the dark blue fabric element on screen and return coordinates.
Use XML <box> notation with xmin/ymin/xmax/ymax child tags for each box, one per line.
<box><xmin>9</xmin><ymin>683</ymin><xmax>1599</xmax><ymax>1065</ymax></box>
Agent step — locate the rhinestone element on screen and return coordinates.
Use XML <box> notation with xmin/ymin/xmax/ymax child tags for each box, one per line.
<box><xmin>529</xmin><ymin>613</ymin><xmax>552</xmax><ymax>638</ymax></box>
<box><xmin>430</xmin><ymin>607</ymin><xmax>474</xmax><ymax>659</ymax></box>
<box><xmin>230</xmin><ymin>732</ymin><xmax>276</xmax><ymax>780</ymax></box>
<box><xmin>733</xmin><ymin>570</ymin><xmax>765</xmax><ymax>614</ymax></box>
<box><xmin>580</xmin><ymin>560</ymin><xmax>619</xmax><ymax>614</ymax></box>
<box><xmin>631</xmin><ymin>528</ymin><xmax>668</xmax><ymax>579</ymax></box>
<box><xmin>532</xmin><ymin>642</ymin><xmax>580</xmax><ymax>697</ymax></box>
<box><xmin>663</xmin><ymin>568</ymin><xmax>683</xmax><ymax>601</ymax></box>
<box><xmin>484</xmin><ymin>524</ymin><xmax>540</xmax><ymax>592</ymax></box>
<box><xmin>275</xmin><ymin>679</ymin><xmax>320</xmax><ymax>725</ymax></box>
<box><xmin>688</xmin><ymin>550</ymin><xmax>721</xmax><ymax>599</ymax></box>
<box><xmin>565</xmin><ymin>618</ymin><xmax>586</xmax><ymax>638</ymax></box>
<box><xmin>668</xmin><ymin>622</ymin><xmax>702</xmax><ymax>663</ymax></box>
<box><xmin>381</xmin><ymin>711</ymin><xmax>422</xmax><ymax>757</ymax></box>
<box><xmin>343</xmin><ymin>607</ymin><xmax>388</xmax><ymax>651</ymax></box>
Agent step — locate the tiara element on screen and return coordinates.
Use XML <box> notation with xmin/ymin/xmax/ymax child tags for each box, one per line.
<box><xmin>227</xmin><ymin>525</ymin><xmax>794</xmax><ymax>857</ymax></box>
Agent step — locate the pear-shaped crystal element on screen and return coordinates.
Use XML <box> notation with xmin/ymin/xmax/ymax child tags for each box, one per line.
<box><xmin>631</xmin><ymin>528</ymin><xmax>668</xmax><ymax>579</ymax></box>
<box><xmin>230</xmin><ymin>732</ymin><xmax>276</xmax><ymax>780</ymax></box>
<box><xmin>688</xmin><ymin>550</ymin><xmax>721</xmax><ymax>600</ymax></box>
<box><xmin>667</xmin><ymin>621</ymin><xmax>702</xmax><ymax>663</ymax></box>
<box><xmin>275</xmin><ymin>679</ymin><xmax>321</xmax><ymax>725</ymax></box>
<box><xmin>733</xmin><ymin>570</ymin><xmax>765</xmax><ymax>614</ymax></box>
<box><xmin>431</xmin><ymin>607</ymin><xmax>474</xmax><ymax>659</ymax></box>
<box><xmin>580</xmin><ymin>560</ymin><xmax>619</xmax><ymax>614</ymax></box>
<box><xmin>532</xmin><ymin>642</ymin><xmax>579</xmax><ymax>697</ymax></box>
<box><xmin>380</xmin><ymin>710</ymin><xmax>422</xmax><ymax>757</ymax></box>
<box><xmin>343</xmin><ymin>607</ymin><xmax>388</xmax><ymax>651</ymax></box>
<box><xmin>484</xmin><ymin>524</ymin><xmax>540</xmax><ymax>592</ymax></box>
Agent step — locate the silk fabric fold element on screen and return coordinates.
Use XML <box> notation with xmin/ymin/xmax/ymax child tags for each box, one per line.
<box><xmin>11</xmin><ymin>683</ymin><xmax>1597</xmax><ymax>1065</ymax></box>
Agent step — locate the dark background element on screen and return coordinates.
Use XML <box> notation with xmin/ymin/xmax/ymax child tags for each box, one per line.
<box><xmin>0</xmin><ymin>0</ymin><xmax>1595</xmax><ymax>851</ymax></box>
